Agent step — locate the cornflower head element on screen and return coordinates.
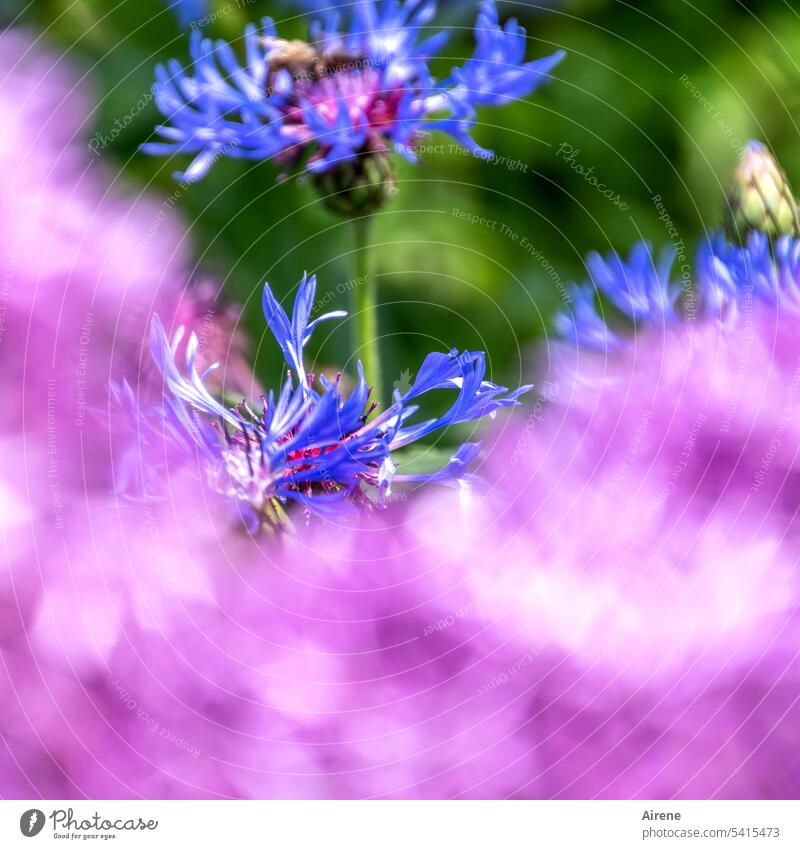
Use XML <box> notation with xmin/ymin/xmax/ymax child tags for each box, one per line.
<box><xmin>117</xmin><ymin>272</ymin><xmax>529</xmax><ymax>532</ymax></box>
<box><xmin>556</xmin><ymin>142</ymin><xmax>800</xmax><ymax>349</ymax></box>
<box><xmin>143</xmin><ymin>0</ymin><xmax>563</xmax><ymax>215</ymax></box>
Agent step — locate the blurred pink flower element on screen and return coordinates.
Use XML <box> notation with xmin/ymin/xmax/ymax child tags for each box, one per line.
<box><xmin>5</xmin><ymin>307</ymin><xmax>799</xmax><ymax>799</ymax></box>
<box><xmin>1</xmin><ymin>30</ymin><xmax>797</xmax><ymax>802</ymax></box>
<box><xmin>0</xmin><ymin>31</ymin><xmax>254</xmax><ymax>495</ymax></box>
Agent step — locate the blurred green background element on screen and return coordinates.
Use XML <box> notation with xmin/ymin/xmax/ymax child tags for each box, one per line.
<box><xmin>12</xmin><ymin>0</ymin><xmax>800</xmax><ymax>392</ymax></box>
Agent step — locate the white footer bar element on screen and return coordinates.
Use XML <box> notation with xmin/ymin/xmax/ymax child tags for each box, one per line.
<box><xmin>2</xmin><ymin>800</ymin><xmax>797</xmax><ymax>848</ymax></box>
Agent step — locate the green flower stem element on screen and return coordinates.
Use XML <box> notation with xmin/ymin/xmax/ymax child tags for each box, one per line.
<box><xmin>351</xmin><ymin>215</ymin><xmax>383</xmax><ymax>404</ymax></box>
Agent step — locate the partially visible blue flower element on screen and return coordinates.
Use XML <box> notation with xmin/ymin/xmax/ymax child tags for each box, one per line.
<box><xmin>556</xmin><ymin>231</ymin><xmax>800</xmax><ymax>349</ymax></box>
<box><xmin>143</xmin><ymin>0</ymin><xmax>564</xmax><ymax>184</ymax></box>
<box><xmin>298</xmin><ymin>0</ymin><xmax>561</xmax><ymax>9</ymax></box>
<box><xmin>555</xmin><ymin>242</ymin><xmax>680</xmax><ymax>348</ymax></box>
<box><xmin>117</xmin><ymin>273</ymin><xmax>529</xmax><ymax>531</ymax></box>
<box><xmin>162</xmin><ymin>0</ymin><xmax>207</xmax><ymax>27</ymax></box>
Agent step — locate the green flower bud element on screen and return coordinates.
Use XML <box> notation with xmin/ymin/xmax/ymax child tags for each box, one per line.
<box><xmin>312</xmin><ymin>149</ymin><xmax>397</xmax><ymax>219</ymax></box>
<box><xmin>725</xmin><ymin>141</ymin><xmax>800</xmax><ymax>242</ymax></box>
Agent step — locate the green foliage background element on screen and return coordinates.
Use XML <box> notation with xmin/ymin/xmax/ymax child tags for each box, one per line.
<box><xmin>13</xmin><ymin>0</ymin><xmax>800</xmax><ymax>392</ymax></box>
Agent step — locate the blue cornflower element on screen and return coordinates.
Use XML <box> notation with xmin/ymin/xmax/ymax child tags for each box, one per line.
<box><xmin>557</xmin><ymin>140</ymin><xmax>800</xmax><ymax>348</ymax></box>
<box><xmin>555</xmin><ymin>242</ymin><xmax>681</xmax><ymax>349</ymax></box>
<box><xmin>697</xmin><ymin>231</ymin><xmax>800</xmax><ymax>312</ymax></box>
<box><xmin>556</xmin><ymin>232</ymin><xmax>800</xmax><ymax>349</ymax></box>
<box><xmin>143</xmin><ymin>0</ymin><xmax>564</xmax><ymax>187</ymax></box>
<box><xmin>118</xmin><ymin>273</ymin><xmax>529</xmax><ymax>531</ymax></box>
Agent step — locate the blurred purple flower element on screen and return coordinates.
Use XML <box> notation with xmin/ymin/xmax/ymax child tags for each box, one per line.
<box><xmin>2</xmin><ymin>31</ymin><xmax>798</xmax><ymax>804</ymax></box>
<box><xmin>10</xmin><ymin>290</ymin><xmax>800</xmax><ymax>797</ymax></box>
<box><xmin>0</xmin><ymin>29</ymin><xmax>192</xmax><ymax>500</ymax></box>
